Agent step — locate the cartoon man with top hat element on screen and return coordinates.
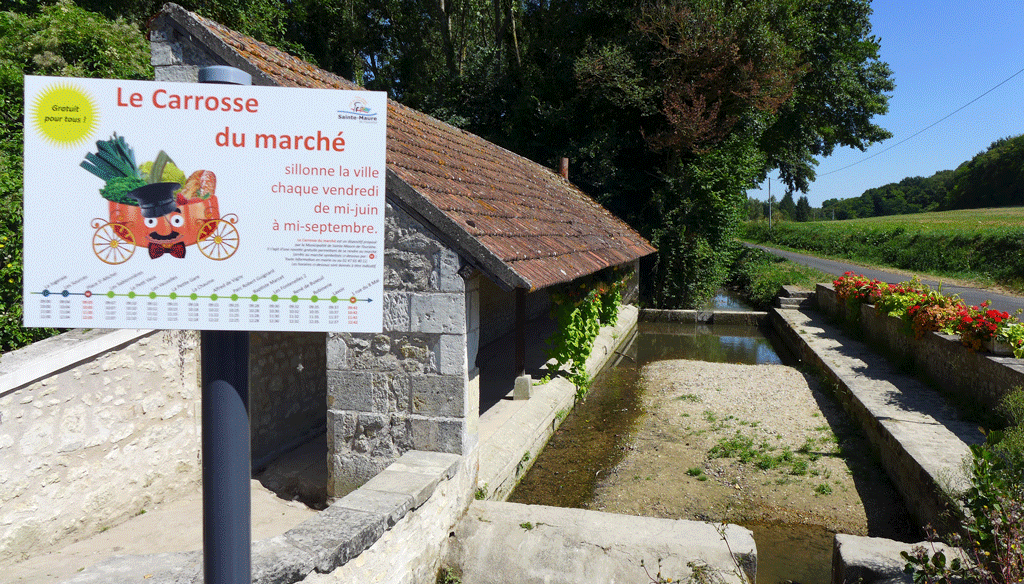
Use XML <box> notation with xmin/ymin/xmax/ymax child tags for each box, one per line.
<box><xmin>127</xmin><ymin>182</ymin><xmax>188</xmax><ymax>259</ymax></box>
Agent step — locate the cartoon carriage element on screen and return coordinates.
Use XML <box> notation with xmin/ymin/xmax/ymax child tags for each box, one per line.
<box><xmin>83</xmin><ymin>134</ymin><xmax>239</xmax><ymax>265</ymax></box>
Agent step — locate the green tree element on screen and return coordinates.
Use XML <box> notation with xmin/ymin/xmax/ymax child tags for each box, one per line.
<box><xmin>758</xmin><ymin>0</ymin><xmax>894</xmax><ymax>193</ymax></box>
<box><xmin>0</xmin><ymin>0</ymin><xmax>152</xmax><ymax>352</ymax></box>
<box><xmin>794</xmin><ymin>195</ymin><xmax>810</xmax><ymax>221</ymax></box>
<box><xmin>777</xmin><ymin>191</ymin><xmax>796</xmax><ymax>218</ymax></box>
<box><xmin>946</xmin><ymin>134</ymin><xmax>1024</xmax><ymax>210</ymax></box>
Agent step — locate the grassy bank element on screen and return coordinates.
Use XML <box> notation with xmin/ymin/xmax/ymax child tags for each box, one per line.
<box><xmin>739</xmin><ymin>207</ymin><xmax>1024</xmax><ymax>293</ymax></box>
<box><xmin>727</xmin><ymin>247</ymin><xmax>833</xmax><ymax>309</ymax></box>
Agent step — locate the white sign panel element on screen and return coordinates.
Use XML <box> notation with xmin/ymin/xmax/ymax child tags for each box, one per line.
<box><xmin>23</xmin><ymin>76</ymin><xmax>386</xmax><ymax>332</ymax></box>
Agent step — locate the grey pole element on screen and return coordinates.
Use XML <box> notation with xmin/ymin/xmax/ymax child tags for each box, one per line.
<box><xmin>199</xmin><ymin>65</ymin><xmax>252</xmax><ymax>584</ymax></box>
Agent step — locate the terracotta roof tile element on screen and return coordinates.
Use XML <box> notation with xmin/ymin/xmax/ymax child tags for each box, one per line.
<box><xmin>162</xmin><ymin>5</ymin><xmax>655</xmax><ymax>290</ymax></box>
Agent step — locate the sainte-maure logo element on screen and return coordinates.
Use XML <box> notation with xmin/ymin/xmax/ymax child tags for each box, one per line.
<box><xmin>338</xmin><ymin>96</ymin><xmax>378</xmax><ymax>123</ymax></box>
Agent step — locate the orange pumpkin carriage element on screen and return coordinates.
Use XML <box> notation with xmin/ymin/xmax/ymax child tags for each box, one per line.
<box><xmin>83</xmin><ymin>136</ymin><xmax>239</xmax><ymax>265</ymax></box>
<box><xmin>90</xmin><ymin>188</ymin><xmax>239</xmax><ymax>264</ymax></box>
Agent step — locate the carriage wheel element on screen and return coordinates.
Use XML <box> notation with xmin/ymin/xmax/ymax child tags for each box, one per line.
<box><xmin>196</xmin><ymin>219</ymin><xmax>239</xmax><ymax>260</ymax></box>
<box><xmin>92</xmin><ymin>222</ymin><xmax>136</xmax><ymax>265</ymax></box>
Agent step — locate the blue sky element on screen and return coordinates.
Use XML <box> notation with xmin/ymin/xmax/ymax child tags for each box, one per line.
<box><xmin>747</xmin><ymin>0</ymin><xmax>1024</xmax><ymax>208</ymax></box>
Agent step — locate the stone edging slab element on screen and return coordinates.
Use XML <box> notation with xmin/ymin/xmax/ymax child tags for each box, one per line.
<box><xmin>771</xmin><ymin>306</ymin><xmax>979</xmax><ymax>534</ymax></box>
<box><xmin>61</xmin><ymin>450</ymin><xmax>462</xmax><ymax>584</ymax></box>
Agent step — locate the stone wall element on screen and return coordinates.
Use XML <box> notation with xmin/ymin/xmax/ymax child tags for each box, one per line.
<box><xmin>0</xmin><ymin>329</ymin><xmax>201</xmax><ymax>564</ymax></box>
<box><xmin>250</xmin><ymin>331</ymin><xmax>327</xmax><ymax>468</ymax></box>
<box><xmin>326</xmin><ymin>201</ymin><xmax>474</xmax><ymax>497</ymax></box>
<box><xmin>817</xmin><ymin>283</ymin><xmax>1024</xmax><ymax>413</ymax></box>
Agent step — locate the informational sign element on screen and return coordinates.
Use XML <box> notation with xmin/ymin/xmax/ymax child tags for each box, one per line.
<box><xmin>23</xmin><ymin>76</ymin><xmax>387</xmax><ymax>332</ymax></box>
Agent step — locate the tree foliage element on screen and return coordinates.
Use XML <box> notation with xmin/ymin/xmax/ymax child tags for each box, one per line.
<box><xmin>1</xmin><ymin>0</ymin><xmax>896</xmax><ymax>333</ymax></box>
<box><xmin>946</xmin><ymin>134</ymin><xmax>1024</xmax><ymax>210</ymax></box>
<box><xmin>0</xmin><ymin>0</ymin><xmax>152</xmax><ymax>351</ymax></box>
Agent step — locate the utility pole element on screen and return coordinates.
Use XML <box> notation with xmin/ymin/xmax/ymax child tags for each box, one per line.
<box><xmin>768</xmin><ymin>178</ymin><xmax>772</xmax><ymax>231</ymax></box>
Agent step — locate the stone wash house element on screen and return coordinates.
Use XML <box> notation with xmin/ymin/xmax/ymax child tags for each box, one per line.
<box><xmin>150</xmin><ymin>4</ymin><xmax>656</xmax><ymax>497</ymax></box>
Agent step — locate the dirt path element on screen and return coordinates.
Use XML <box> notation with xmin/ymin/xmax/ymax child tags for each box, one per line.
<box><xmin>589</xmin><ymin>360</ymin><xmax>917</xmax><ymax>540</ymax></box>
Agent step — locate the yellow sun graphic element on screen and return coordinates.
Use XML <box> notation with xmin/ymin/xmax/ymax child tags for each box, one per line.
<box><xmin>31</xmin><ymin>83</ymin><xmax>99</xmax><ymax>147</ymax></box>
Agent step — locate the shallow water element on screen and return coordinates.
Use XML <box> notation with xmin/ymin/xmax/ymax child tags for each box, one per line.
<box><xmin>510</xmin><ymin>300</ymin><xmax>916</xmax><ymax>584</ymax></box>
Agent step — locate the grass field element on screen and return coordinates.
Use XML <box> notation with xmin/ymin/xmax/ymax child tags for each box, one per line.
<box><xmin>739</xmin><ymin>207</ymin><xmax>1024</xmax><ymax>293</ymax></box>
<box><xmin>809</xmin><ymin>207</ymin><xmax>1024</xmax><ymax>235</ymax></box>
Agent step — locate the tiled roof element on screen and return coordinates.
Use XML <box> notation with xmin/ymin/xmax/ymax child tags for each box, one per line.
<box><xmin>156</xmin><ymin>4</ymin><xmax>655</xmax><ymax>291</ymax></box>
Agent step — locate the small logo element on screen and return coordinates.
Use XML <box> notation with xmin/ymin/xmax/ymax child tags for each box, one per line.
<box><xmin>338</xmin><ymin>96</ymin><xmax>379</xmax><ymax>122</ymax></box>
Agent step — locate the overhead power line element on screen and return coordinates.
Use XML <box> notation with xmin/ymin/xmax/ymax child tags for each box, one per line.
<box><xmin>820</xmin><ymin>65</ymin><xmax>1024</xmax><ymax>177</ymax></box>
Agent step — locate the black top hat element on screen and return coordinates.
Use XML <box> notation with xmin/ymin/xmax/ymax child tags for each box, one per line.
<box><xmin>127</xmin><ymin>182</ymin><xmax>181</xmax><ymax>218</ymax></box>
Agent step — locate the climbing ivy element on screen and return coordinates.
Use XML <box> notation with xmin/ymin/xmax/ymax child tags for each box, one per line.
<box><xmin>545</xmin><ymin>273</ymin><xmax>626</xmax><ymax>400</ymax></box>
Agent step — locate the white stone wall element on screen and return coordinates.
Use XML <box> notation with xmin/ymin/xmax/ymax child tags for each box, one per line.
<box><xmin>299</xmin><ymin>448</ymin><xmax>479</xmax><ymax>584</ymax></box>
<box><xmin>0</xmin><ymin>329</ymin><xmax>201</xmax><ymax>564</ymax></box>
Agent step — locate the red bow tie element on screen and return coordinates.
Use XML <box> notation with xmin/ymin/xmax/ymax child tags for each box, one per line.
<box><xmin>149</xmin><ymin>242</ymin><xmax>186</xmax><ymax>259</ymax></box>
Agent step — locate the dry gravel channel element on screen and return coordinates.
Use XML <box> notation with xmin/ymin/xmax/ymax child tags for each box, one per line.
<box><xmin>510</xmin><ymin>321</ymin><xmax>919</xmax><ymax>584</ymax></box>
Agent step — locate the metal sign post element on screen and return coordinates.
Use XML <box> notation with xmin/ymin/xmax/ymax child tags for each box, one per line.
<box><xmin>199</xmin><ymin>66</ymin><xmax>252</xmax><ymax>584</ymax></box>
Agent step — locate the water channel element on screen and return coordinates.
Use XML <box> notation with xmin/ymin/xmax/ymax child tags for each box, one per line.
<box><xmin>508</xmin><ymin>291</ymin><xmax>918</xmax><ymax>584</ymax></box>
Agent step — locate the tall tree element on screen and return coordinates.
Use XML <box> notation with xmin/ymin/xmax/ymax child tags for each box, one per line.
<box><xmin>946</xmin><ymin>134</ymin><xmax>1024</xmax><ymax>210</ymax></box>
<box><xmin>0</xmin><ymin>0</ymin><xmax>152</xmax><ymax>351</ymax></box>
<box><xmin>758</xmin><ymin>0</ymin><xmax>894</xmax><ymax>193</ymax></box>
<box><xmin>794</xmin><ymin>195</ymin><xmax>810</xmax><ymax>221</ymax></box>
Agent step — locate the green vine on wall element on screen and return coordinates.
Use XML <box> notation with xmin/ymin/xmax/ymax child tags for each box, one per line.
<box><xmin>545</xmin><ymin>272</ymin><xmax>626</xmax><ymax>400</ymax></box>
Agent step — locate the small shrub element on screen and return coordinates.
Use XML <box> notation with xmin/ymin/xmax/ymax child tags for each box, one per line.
<box><xmin>904</xmin><ymin>388</ymin><xmax>1024</xmax><ymax>583</ymax></box>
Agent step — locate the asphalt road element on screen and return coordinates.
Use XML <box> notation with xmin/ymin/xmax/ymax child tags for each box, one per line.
<box><xmin>748</xmin><ymin>243</ymin><xmax>1024</xmax><ymax>315</ymax></box>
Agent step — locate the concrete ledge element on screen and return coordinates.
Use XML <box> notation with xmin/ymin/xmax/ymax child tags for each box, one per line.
<box><xmin>446</xmin><ymin>501</ymin><xmax>756</xmax><ymax>584</ymax></box>
<box><xmin>641</xmin><ymin>308</ymin><xmax>768</xmax><ymax>326</ymax></box>
<box><xmin>477</xmin><ymin>305</ymin><xmax>638</xmax><ymax>501</ymax></box>
<box><xmin>0</xmin><ymin>328</ymin><xmax>157</xmax><ymax>395</ymax></box>
<box><xmin>816</xmin><ymin>283</ymin><xmax>1024</xmax><ymax>412</ymax></box>
<box><xmin>61</xmin><ymin>450</ymin><xmax>463</xmax><ymax>584</ymax></box>
<box><xmin>771</xmin><ymin>306</ymin><xmax>980</xmax><ymax>534</ymax></box>
<box><xmin>831</xmin><ymin>534</ymin><xmax>961</xmax><ymax>584</ymax></box>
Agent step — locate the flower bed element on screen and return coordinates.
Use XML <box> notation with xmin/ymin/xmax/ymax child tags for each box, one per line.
<box><xmin>817</xmin><ymin>277</ymin><xmax>1024</xmax><ymax>414</ymax></box>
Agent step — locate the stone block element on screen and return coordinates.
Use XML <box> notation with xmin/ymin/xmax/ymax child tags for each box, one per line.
<box><xmin>359</xmin><ymin>468</ymin><xmax>442</xmax><ymax>509</ymax></box>
<box><xmin>327</xmin><ymin>371</ymin><xmax>390</xmax><ymax>412</ymax></box>
<box><xmin>154</xmin><ymin>65</ymin><xmax>199</xmax><ymax>83</ymax></box>
<box><xmin>252</xmin><ymin>535</ymin><xmax>316</xmax><ymax>584</ymax></box>
<box><xmin>385</xmin><ymin>249</ymin><xmax>434</xmax><ymax>291</ymax></box>
<box><xmin>439</xmin><ymin>334</ymin><xmax>467</xmax><ymax>376</ymax></box>
<box><xmin>283</xmin><ymin>504</ymin><xmax>387</xmax><ymax>573</ymax></box>
<box><xmin>513</xmin><ymin>375</ymin><xmax>533</xmax><ymax>400</ymax></box>
<box><xmin>383</xmin><ymin>291</ymin><xmax>411</xmax><ymax>332</ymax></box>
<box><xmin>410</xmin><ymin>293</ymin><xmax>465</xmax><ymax>334</ymax></box>
<box><xmin>389</xmin><ymin>450</ymin><xmax>462</xmax><ymax>479</ymax></box>
<box><xmin>450</xmin><ymin>502</ymin><xmax>757</xmax><ymax>584</ymax></box>
<box><xmin>333</xmin><ymin>488</ymin><xmax>415</xmax><ymax>528</ymax></box>
<box><xmin>328</xmin><ymin>450</ymin><xmax>391</xmax><ymax>498</ymax></box>
<box><xmin>149</xmin><ymin>42</ymin><xmax>179</xmax><ymax>67</ymax></box>
<box><xmin>410</xmin><ymin>375</ymin><xmax>465</xmax><ymax>417</ymax></box>
<box><xmin>831</xmin><ymin>534</ymin><xmax>959</xmax><ymax>584</ymax></box>
<box><xmin>436</xmin><ymin>247</ymin><xmax>465</xmax><ymax>292</ymax></box>
<box><xmin>409</xmin><ymin>416</ymin><xmax>465</xmax><ymax>454</ymax></box>
<box><xmin>326</xmin><ymin>333</ymin><xmax>348</xmax><ymax>370</ymax></box>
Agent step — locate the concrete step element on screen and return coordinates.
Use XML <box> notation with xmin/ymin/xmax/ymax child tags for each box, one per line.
<box><xmin>775</xmin><ymin>296</ymin><xmax>814</xmax><ymax>309</ymax></box>
<box><xmin>778</xmin><ymin>285</ymin><xmax>814</xmax><ymax>299</ymax></box>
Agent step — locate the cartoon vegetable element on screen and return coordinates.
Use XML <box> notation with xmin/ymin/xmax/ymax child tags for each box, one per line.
<box><xmin>180</xmin><ymin>170</ymin><xmax>216</xmax><ymax>201</ymax></box>
<box><xmin>81</xmin><ymin>134</ymin><xmax>147</xmax><ymax>205</ymax></box>
<box><xmin>139</xmin><ymin>151</ymin><xmax>186</xmax><ymax>186</ymax></box>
